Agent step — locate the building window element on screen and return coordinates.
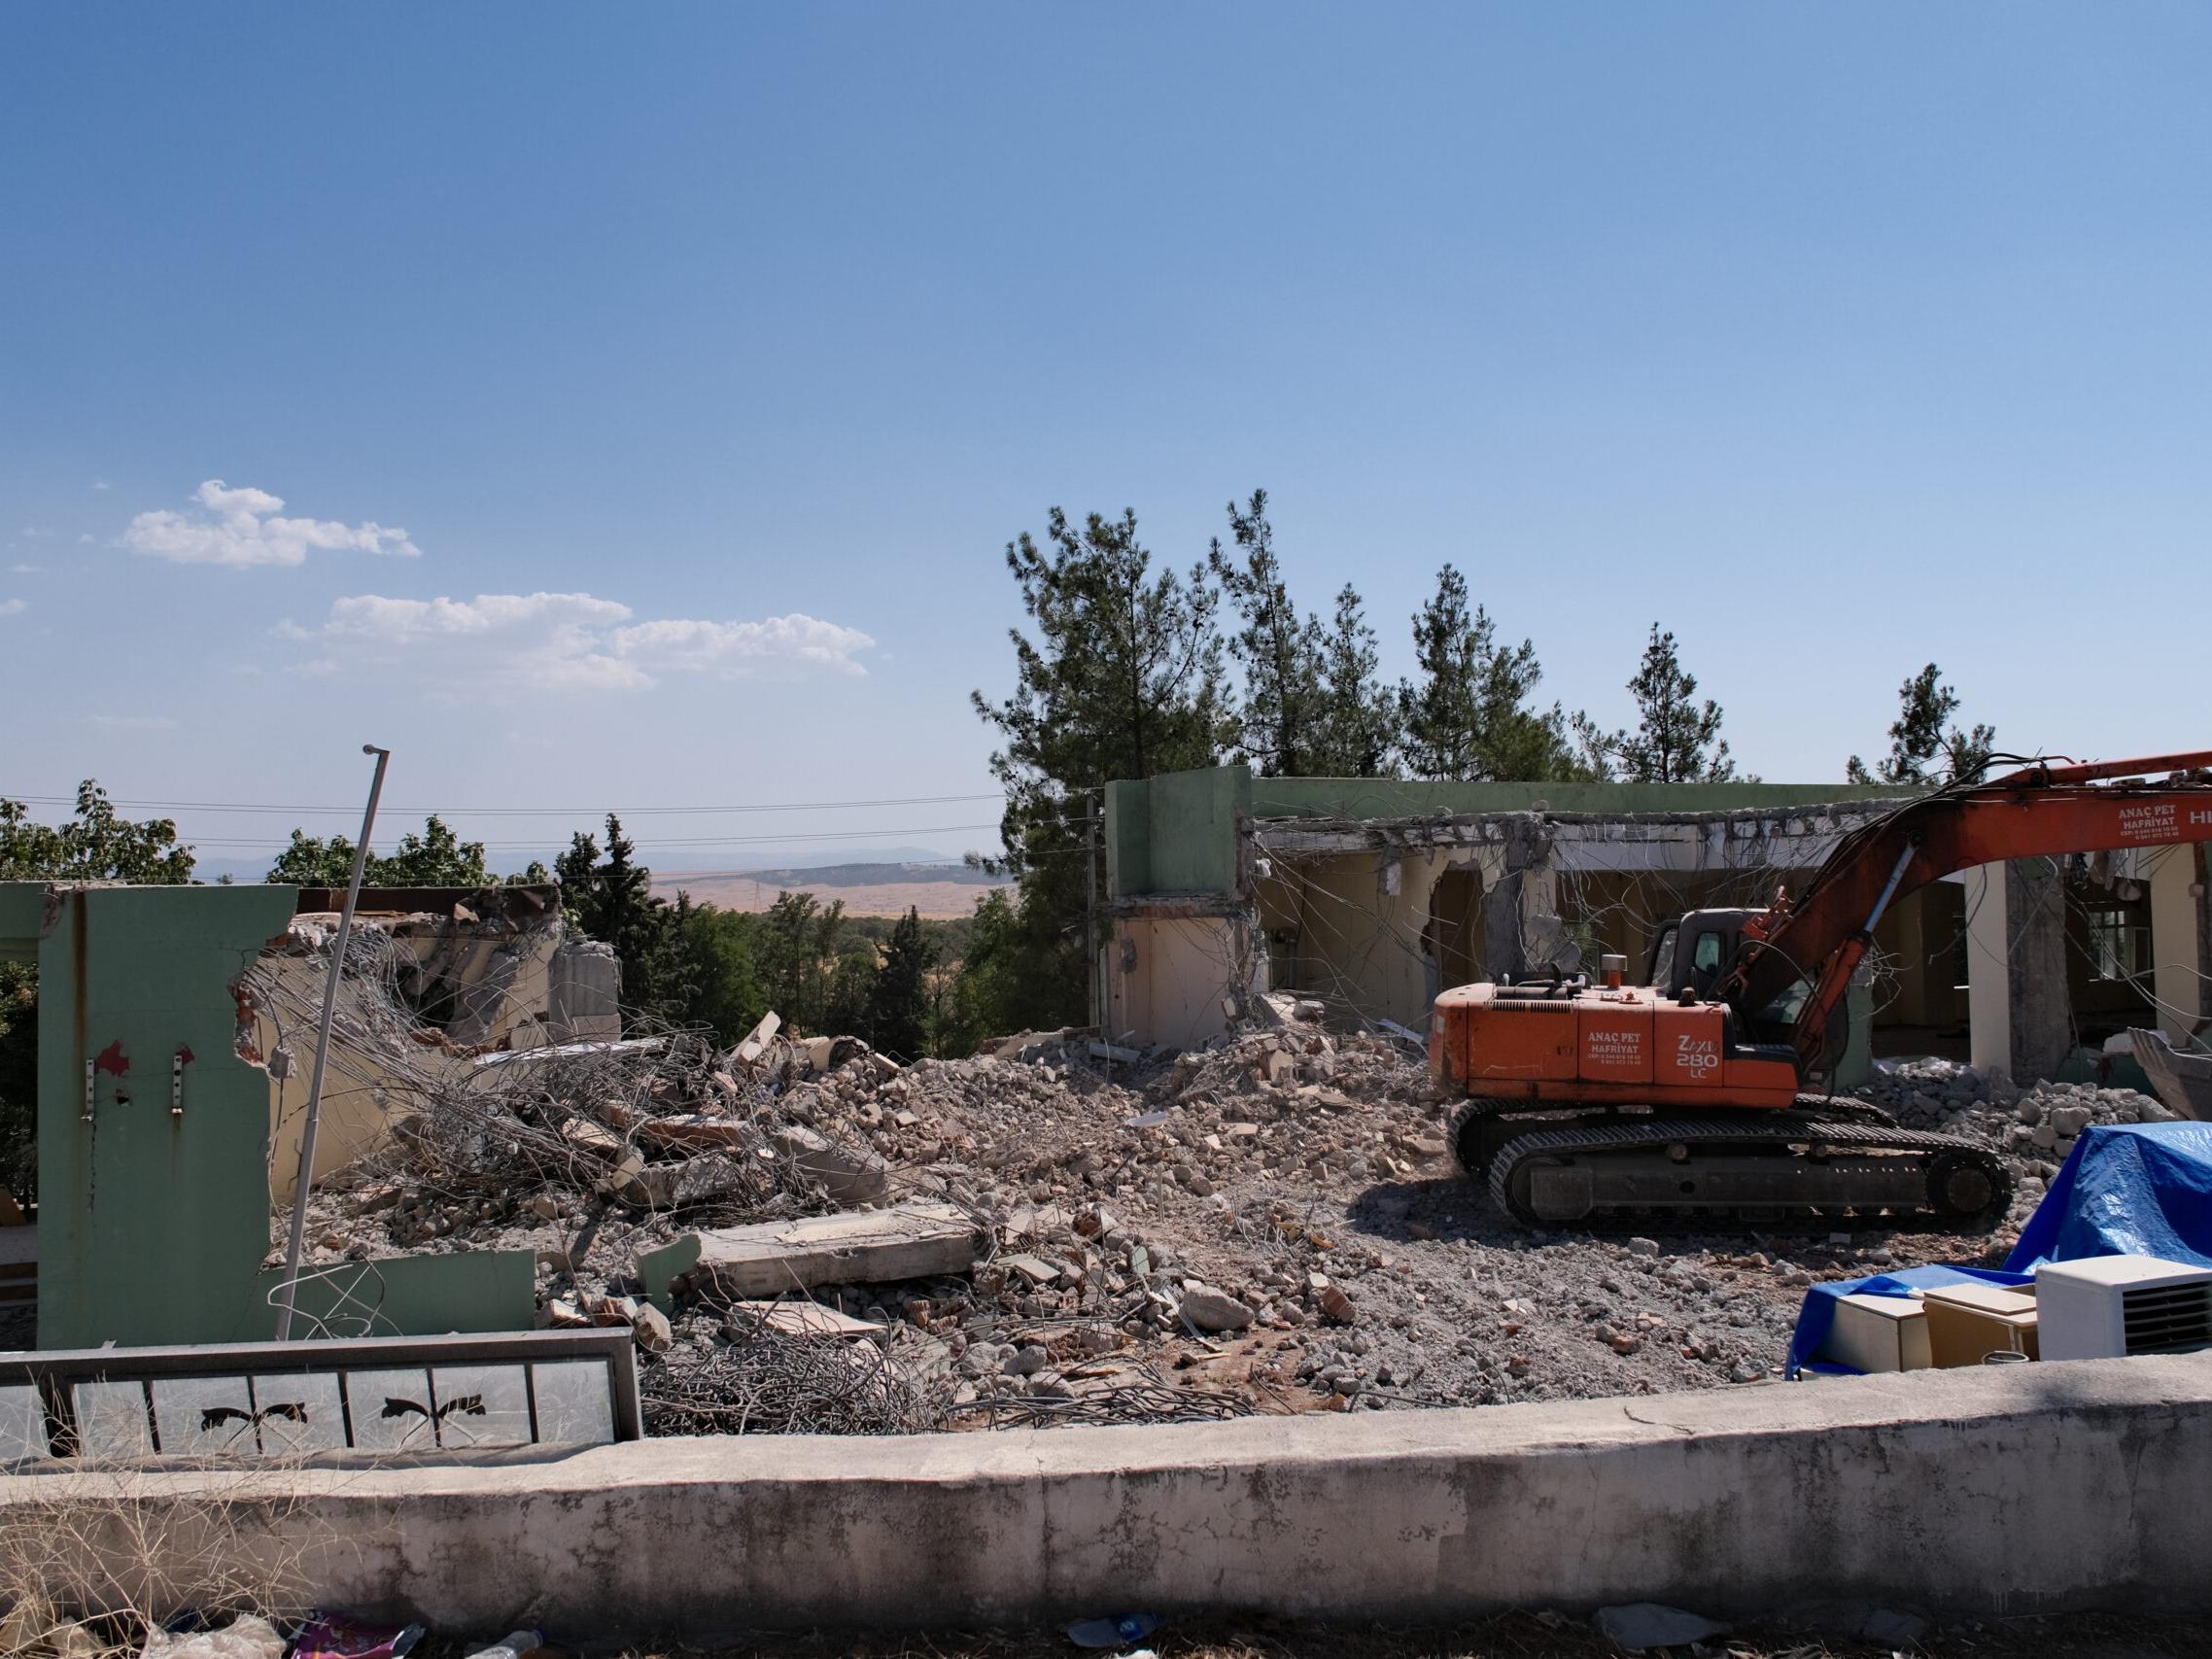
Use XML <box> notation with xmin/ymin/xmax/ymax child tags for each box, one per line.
<box><xmin>2085</xmin><ymin>905</ymin><xmax>2151</xmax><ymax>983</ymax></box>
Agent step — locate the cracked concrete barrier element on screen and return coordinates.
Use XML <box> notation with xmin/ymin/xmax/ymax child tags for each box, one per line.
<box><xmin>8</xmin><ymin>1354</ymin><xmax>2208</xmax><ymax>1632</ymax></box>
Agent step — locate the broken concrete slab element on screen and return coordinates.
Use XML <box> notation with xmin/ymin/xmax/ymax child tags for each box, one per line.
<box><xmin>729</xmin><ymin>1300</ymin><xmax>886</xmax><ymax>1338</ymax></box>
<box><xmin>765</xmin><ymin>1123</ymin><xmax>891</xmax><ymax>1205</ymax></box>
<box><xmin>733</xmin><ymin>1010</ymin><xmax>782</xmax><ymax>1065</ymax></box>
<box><xmin>638</xmin><ymin>1202</ymin><xmax>989</xmax><ymax>1306</ymax></box>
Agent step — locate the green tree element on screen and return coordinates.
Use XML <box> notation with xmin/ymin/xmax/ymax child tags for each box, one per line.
<box><xmin>1311</xmin><ymin>584</ymin><xmax>1398</xmax><ymax>777</ymax></box>
<box><xmin>0</xmin><ymin>781</ymin><xmax>193</xmax><ymax>882</ymax></box>
<box><xmin>971</xmin><ymin>504</ymin><xmax>1233</xmax><ymax>1027</ymax></box>
<box><xmin>864</xmin><ymin>907</ymin><xmax>935</xmax><ymax>1059</ymax></box>
<box><xmin>821</xmin><ymin>947</ymin><xmax>878</xmax><ymax>1040</ymax></box>
<box><xmin>1600</xmin><ymin>624</ymin><xmax>1738</xmax><ymax>783</ymax></box>
<box><xmin>754</xmin><ymin>890</ymin><xmax>851</xmax><ymax>1033</ymax></box>
<box><xmin>1396</xmin><ymin>566</ymin><xmax>1587</xmax><ymax>781</ymax></box>
<box><xmin>1848</xmin><ymin>664</ymin><xmax>1997</xmax><ymax>785</ymax></box>
<box><xmin>934</xmin><ymin>887</ymin><xmax>1064</xmax><ymax>1055</ymax></box>
<box><xmin>266</xmin><ymin>814</ymin><xmax>491</xmax><ymax>887</ymax></box>
<box><xmin>1207</xmin><ymin>490</ymin><xmax>1327</xmax><ymax>777</ymax></box>
<box><xmin>674</xmin><ymin>901</ymin><xmax>770</xmax><ymax>1045</ymax></box>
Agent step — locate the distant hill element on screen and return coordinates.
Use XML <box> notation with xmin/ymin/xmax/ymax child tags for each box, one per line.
<box><xmin>654</xmin><ymin>860</ymin><xmax>1010</xmax><ymax>919</ymax></box>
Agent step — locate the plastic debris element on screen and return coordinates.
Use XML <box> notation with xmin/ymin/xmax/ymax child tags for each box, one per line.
<box><xmin>1592</xmin><ymin>1603</ymin><xmax>1730</xmax><ymax>1651</ymax></box>
<box><xmin>1065</xmin><ymin>1614</ymin><xmax>1162</xmax><ymax>1649</ymax></box>
<box><xmin>293</xmin><ymin>1615</ymin><xmax>427</xmax><ymax>1659</ymax></box>
<box><xmin>463</xmin><ymin>1631</ymin><xmax>546</xmax><ymax>1659</ymax></box>
<box><xmin>142</xmin><ymin>1614</ymin><xmax>284</xmax><ymax>1659</ymax></box>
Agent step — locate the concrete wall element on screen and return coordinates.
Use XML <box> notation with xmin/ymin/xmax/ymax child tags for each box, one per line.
<box><xmin>2150</xmin><ymin>842</ymin><xmax>2206</xmax><ymax>1043</ymax></box>
<box><xmin>22</xmin><ymin>1355</ymin><xmax>2212</xmax><ymax>1633</ymax></box>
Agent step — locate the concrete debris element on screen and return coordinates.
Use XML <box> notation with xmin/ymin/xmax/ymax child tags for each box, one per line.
<box><xmin>1178</xmin><ymin>1284</ymin><xmax>1256</xmax><ymax>1332</ymax></box>
<box><xmin>649</xmin><ymin>1202</ymin><xmax>989</xmax><ymax>1301</ymax></box>
<box><xmin>291</xmin><ymin>969</ymin><xmax>2130</xmax><ymax>1436</ymax></box>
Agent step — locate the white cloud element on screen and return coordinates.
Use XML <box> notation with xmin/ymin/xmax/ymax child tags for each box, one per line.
<box><xmin>297</xmin><ymin>590</ymin><xmax>876</xmax><ymax>691</ymax></box>
<box><xmin>613</xmin><ymin>614</ymin><xmax>876</xmax><ymax>677</ymax></box>
<box><xmin>122</xmin><ymin>479</ymin><xmax>421</xmax><ymax>568</ymax></box>
<box><xmin>85</xmin><ymin>713</ymin><xmax>178</xmax><ymax>732</ymax></box>
<box><xmin>0</xmin><ymin>599</ymin><xmax>23</xmax><ymax>617</ymax></box>
<box><xmin>6</xmin><ymin>563</ymin><xmax>35</xmax><ymax>574</ymax></box>
<box><xmin>92</xmin><ymin>479</ymin><xmax>110</xmax><ymax>491</ymax></box>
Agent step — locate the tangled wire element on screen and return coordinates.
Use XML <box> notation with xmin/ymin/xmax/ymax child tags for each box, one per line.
<box><xmin>950</xmin><ymin>1373</ymin><xmax>1255</xmax><ymax>1429</ymax></box>
<box><xmin>640</xmin><ymin>1309</ymin><xmax>950</xmax><ymax>1436</ymax></box>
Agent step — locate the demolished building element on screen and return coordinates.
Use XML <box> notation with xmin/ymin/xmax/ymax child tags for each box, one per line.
<box><xmin>1102</xmin><ymin>765</ymin><xmax>2212</xmax><ymax>1085</ymax></box>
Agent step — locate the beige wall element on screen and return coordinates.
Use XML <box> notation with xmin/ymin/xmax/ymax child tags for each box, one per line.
<box><xmin>1106</xmin><ymin>916</ymin><xmax>1262</xmax><ymax>1051</ymax></box>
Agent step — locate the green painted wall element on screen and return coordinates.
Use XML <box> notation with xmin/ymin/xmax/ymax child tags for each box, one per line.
<box><xmin>4</xmin><ymin>881</ymin><xmax>536</xmax><ymax>1348</ymax></box>
<box><xmin>33</xmin><ymin>882</ymin><xmax>297</xmax><ymax>1348</ymax></box>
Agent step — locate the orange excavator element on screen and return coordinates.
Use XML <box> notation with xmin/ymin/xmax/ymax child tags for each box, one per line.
<box><xmin>1433</xmin><ymin>751</ymin><xmax>2212</xmax><ymax>1227</ymax></box>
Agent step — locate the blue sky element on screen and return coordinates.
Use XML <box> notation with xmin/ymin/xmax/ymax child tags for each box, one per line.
<box><xmin>4</xmin><ymin>5</ymin><xmax>2207</xmax><ymax>874</ymax></box>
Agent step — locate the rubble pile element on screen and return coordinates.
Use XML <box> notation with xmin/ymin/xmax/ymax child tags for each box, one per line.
<box><xmin>300</xmin><ymin>991</ymin><xmax>2149</xmax><ymax>1433</ymax></box>
<box><xmin>1854</xmin><ymin>1056</ymin><xmax>2179</xmax><ymax>1227</ymax></box>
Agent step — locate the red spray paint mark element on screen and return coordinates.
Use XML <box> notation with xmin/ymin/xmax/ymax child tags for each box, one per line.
<box><xmin>93</xmin><ymin>1040</ymin><xmax>128</xmax><ymax>1078</ymax></box>
<box><xmin>176</xmin><ymin>1045</ymin><xmax>195</xmax><ymax>1066</ymax></box>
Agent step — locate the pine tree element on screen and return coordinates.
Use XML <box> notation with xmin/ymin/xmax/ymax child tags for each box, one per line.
<box><xmin>1607</xmin><ymin>624</ymin><xmax>1736</xmax><ymax>782</ymax></box>
<box><xmin>1847</xmin><ymin>664</ymin><xmax>1996</xmax><ymax>784</ymax></box>
<box><xmin>548</xmin><ymin>815</ymin><xmax>689</xmax><ymax>1023</ymax></box>
<box><xmin>1207</xmin><ymin>490</ymin><xmax>1326</xmax><ymax>777</ymax></box>
<box><xmin>864</xmin><ymin>907</ymin><xmax>935</xmax><ymax>1059</ymax></box>
<box><xmin>1396</xmin><ymin>565</ymin><xmax>1586</xmax><ymax>780</ymax></box>
<box><xmin>971</xmin><ymin>504</ymin><xmax>1233</xmax><ymax>1026</ymax></box>
<box><xmin>1312</xmin><ymin>584</ymin><xmax>1398</xmax><ymax>777</ymax></box>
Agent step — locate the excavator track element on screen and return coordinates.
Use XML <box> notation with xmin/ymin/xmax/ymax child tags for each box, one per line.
<box><xmin>1453</xmin><ymin>1103</ymin><xmax>2012</xmax><ymax>1228</ymax></box>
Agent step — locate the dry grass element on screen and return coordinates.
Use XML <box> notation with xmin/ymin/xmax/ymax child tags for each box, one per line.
<box><xmin>0</xmin><ymin>1456</ymin><xmax>331</xmax><ymax>1659</ymax></box>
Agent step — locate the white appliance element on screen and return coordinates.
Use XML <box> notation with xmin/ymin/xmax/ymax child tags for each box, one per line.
<box><xmin>2034</xmin><ymin>1255</ymin><xmax>2212</xmax><ymax>1361</ymax></box>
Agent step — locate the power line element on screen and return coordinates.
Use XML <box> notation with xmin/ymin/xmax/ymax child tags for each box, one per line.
<box><xmin>161</xmin><ymin>815</ymin><xmax>1100</xmax><ymax>854</ymax></box>
<box><xmin>0</xmin><ymin>788</ymin><xmax>1010</xmax><ymax>817</ymax></box>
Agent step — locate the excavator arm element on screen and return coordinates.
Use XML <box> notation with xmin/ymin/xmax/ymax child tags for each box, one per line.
<box><xmin>1717</xmin><ymin>750</ymin><xmax>2212</xmax><ymax>1075</ymax></box>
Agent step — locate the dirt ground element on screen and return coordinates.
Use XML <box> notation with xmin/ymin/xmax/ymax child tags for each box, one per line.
<box><xmin>537</xmin><ymin>1609</ymin><xmax>2212</xmax><ymax>1659</ymax></box>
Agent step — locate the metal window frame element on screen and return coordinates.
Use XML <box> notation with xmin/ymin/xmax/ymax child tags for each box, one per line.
<box><xmin>0</xmin><ymin>1329</ymin><xmax>641</xmax><ymax>1463</ymax></box>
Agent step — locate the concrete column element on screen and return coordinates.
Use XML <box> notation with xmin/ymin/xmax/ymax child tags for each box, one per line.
<box><xmin>1482</xmin><ymin>818</ymin><xmax>1555</xmax><ymax>981</ymax></box>
<box><xmin>2150</xmin><ymin>844</ymin><xmax>2208</xmax><ymax>1044</ymax></box>
<box><xmin>1965</xmin><ymin>858</ymin><xmax>2073</xmax><ymax>1082</ymax></box>
<box><xmin>1964</xmin><ymin>864</ymin><xmax>2010</xmax><ymax>1075</ymax></box>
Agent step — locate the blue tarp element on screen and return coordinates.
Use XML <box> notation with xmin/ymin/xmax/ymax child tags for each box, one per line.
<box><xmin>2004</xmin><ymin>1121</ymin><xmax>2212</xmax><ymax>1272</ymax></box>
<box><xmin>1789</xmin><ymin>1122</ymin><xmax>2212</xmax><ymax>1377</ymax></box>
<box><xmin>1785</xmin><ymin>1264</ymin><xmax>2029</xmax><ymax>1379</ymax></box>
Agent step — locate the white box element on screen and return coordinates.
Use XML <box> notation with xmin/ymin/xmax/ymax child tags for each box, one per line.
<box><xmin>2034</xmin><ymin>1255</ymin><xmax>2212</xmax><ymax>1361</ymax></box>
<box><xmin>1823</xmin><ymin>1293</ymin><xmax>1930</xmax><ymax>1372</ymax></box>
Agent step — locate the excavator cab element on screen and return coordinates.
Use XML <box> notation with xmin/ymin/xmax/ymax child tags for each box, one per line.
<box><xmin>1646</xmin><ymin>910</ymin><xmax>1756</xmax><ymax>1001</ymax></box>
<box><xmin>1649</xmin><ymin>908</ymin><xmax>1833</xmax><ymax>1074</ymax></box>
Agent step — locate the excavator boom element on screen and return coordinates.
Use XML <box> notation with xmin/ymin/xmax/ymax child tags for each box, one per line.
<box><xmin>1724</xmin><ymin>751</ymin><xmax>2212</xmax><ymax>1070</ymax></box>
